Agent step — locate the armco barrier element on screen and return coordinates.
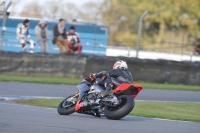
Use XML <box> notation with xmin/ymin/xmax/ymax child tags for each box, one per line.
<box><xmin>0</xmin><ymin>51</ymin><xmax>200</xmax><ymax>85</ymax></box>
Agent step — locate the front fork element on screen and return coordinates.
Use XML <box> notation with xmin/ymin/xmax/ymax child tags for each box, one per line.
<box><xmin>74</xmin><ymin>92</ymin><xmax>79</xmax><ymax>98</ymax></box>
<box><xmin>67</xmin><ymin>92</ymin><xmax>79</xmax><ymax>105</ymax></box>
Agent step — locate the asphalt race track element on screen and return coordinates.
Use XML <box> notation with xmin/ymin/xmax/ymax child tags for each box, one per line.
<box><xmin>0</xmin><ymin>82</ymin><xmax>200</xmax><ymax>102</ymax></box>
<box><xmin>0</xmin><ymin>103</ymin><xmax>200</xmax><ymax>133</ymax></box>
<box><xmin>0</xmin><ymin>81</ymin><xmax>200</xmax><ymax>133</ymax></box>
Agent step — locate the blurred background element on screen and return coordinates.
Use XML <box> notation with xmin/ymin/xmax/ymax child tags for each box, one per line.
<box><xmin>0</xmin><ymin>0</ymin><xmax>200</xmax><ymax>61</ymax></box>
<box><xmin>0</xmin><ymin>1</ymin><xmax>199</xmax><ymax>127</ymax></box>
<box><xmin>0</xmin><ymin>0</ymin><xmax>200</xmax><ymax>86</ymax></box>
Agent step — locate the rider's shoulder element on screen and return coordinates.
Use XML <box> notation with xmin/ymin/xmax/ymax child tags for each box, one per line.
<box><xmin>109</xmin><ymin>68</ymin><xmax>121</xmax><ymax>74</ymax></box>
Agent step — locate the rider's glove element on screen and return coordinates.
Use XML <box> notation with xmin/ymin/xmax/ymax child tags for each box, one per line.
<box><xmin>101</xmin><ymin>75</ymin><xmax>106</xmax><ymax>81</ymax></box>
<box><xmin>89</xmin><ymin>73</ymin><xmax>96</xmax><ymax>80</ymax></box>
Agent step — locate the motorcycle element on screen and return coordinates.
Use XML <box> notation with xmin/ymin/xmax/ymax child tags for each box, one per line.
<box><xmin>57</xmin><ymin>77</ymin><xmax>143</xmax><ymax>120</ymax></box>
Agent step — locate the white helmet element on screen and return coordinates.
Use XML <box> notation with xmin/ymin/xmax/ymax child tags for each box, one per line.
<box><xmin>113</xmin><ymin>60</ymin><xmax>128</xmax><ymax>69</ymax></box>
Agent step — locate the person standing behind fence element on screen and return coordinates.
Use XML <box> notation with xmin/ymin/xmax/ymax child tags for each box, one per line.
<box><xmin>66</xmin><ymin>26</ymin><xmax>82</xmax><ymax>54</ymax></box>
<box><xmin>16</xmin><ymin>19</ymin><xmax>35</xmax><ymax>53</ymax></box>
<box><xmin>35</xmin><ymin>20</ymin><xmax>49</xmax><ymax>53</ymax></box>
<box><xmin>52</xmin><ymin>18</ymin><xmax>69</xmax><ymax>54</ymax></box>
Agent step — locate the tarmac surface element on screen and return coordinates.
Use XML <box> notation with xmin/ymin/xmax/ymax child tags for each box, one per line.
<box><xmin>0</xmin><ymin>102</ymin><xmax>200</xmax><ymax>133</ymax></box>
<box><xmin>0</xmin><ymin>82</ymin><xmax>200</xmax><ymax>102</ymax></box>
<box><xmin>0</xmin><ymin>81</ymin><xmax>200</xmax><ymax>133</ymax></box>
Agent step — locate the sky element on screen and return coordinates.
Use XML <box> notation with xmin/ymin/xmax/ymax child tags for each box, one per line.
<box><xmin>6</xmin><ymin>0</ymin><xmax>103</xmax><ymax>11</ymax></box>
<box><xmin>4</xmin><ymin>0</ymin><xmax>104</xmax><ymax>19</ymax></box>
<box><xmin>2</xmin><ymin>0</ymin><xmax>104</xmax><ymax>23</ymax></box>
<box><xmin>21</xmin><ymin>0</ymin><xmax>94</xmax><ymax>7</ymax></box>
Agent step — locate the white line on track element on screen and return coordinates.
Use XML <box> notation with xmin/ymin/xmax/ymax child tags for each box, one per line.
<box><xmin>135</xmin><ymin>100</ymin><xmax>200</xmax><ymax>104</ymax></box>
<box><xmin>125</xmin><ymin>115</ymin><xmax>199</xmax><ymax>123</ymax></box>
<box><xmin>0</xmin><ymin>101</ymin><xmax>56</xmax><ymax>109</ymax></box>
<box><xmin>0</xmin><ymin>95</ymin><xmax>64</xmax><ymax>100</ymax></box>
<box><xmin>1</xmin><ymin>95</ymin><xmax>200</xmax><ymax>103</ymax></box>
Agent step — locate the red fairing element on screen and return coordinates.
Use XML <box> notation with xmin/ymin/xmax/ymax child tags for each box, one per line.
<box><xmin>130</xmin><ymin>84</ymin><xmax>143</xmax><ymax>98</ymax></box>
<box><xmin>113</xmin><ymin>84</ymin><xmax>143</xmax><ymax>98</ymax></box>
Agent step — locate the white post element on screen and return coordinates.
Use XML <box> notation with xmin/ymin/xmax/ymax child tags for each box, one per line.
<box><xmin>0</xmin><ymin>1</ymin><xmax>11</xmax><ymax>50</ymax></box>
<box><xmin>136</xmin><ymin>10</ymin><xmax>148</xmax><ymax>58</ymax></box>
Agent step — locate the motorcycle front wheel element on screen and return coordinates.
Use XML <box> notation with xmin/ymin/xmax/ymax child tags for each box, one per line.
<box><xmin>57</xmin><ymin>95</ymin><xmax>76</xmax><ymax>115</ymax></box>
<box><xmin>104</xmin><ymin>95</ymin><xmax>134</xmax><ymax>120</ymax></box>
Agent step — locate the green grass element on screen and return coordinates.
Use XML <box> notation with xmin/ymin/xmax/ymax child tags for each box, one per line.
<box><xmin>0</xmin><ymin>75</ymin><xmax>81</xmax><ymax>85</ymax></box>
<box><xmin>12</xmin><ymin>98</ymin><xmax>200</xmax><ymax>122</ymax></box>
<box><xmin>138</xmin><ymin>82</ymin><xmax>200</xmax><ymax>91</ymax></box>
<box><xmin>0</xmin><ymin>75</ymin><xmax>199</xmax><ymax>91</ymax></box>
<box><xmin>13</xmin><ymin>98</ymin><xmax>63</xmax><ymax>108</ymax></box>
<box><xmin>130</xmin><ymin>102</ymin><xmax>200</xmax><ymax>122</ymax></box>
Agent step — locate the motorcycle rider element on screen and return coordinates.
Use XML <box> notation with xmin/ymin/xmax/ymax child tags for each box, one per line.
<box><xmin>75</xmin><ymin>60</ymin><xmax>133</xmax><ymax>111</ymax></box>
<box><xmin>16</xmin><ymin>19</ymin><xmax>35</xmax><ymax>53</ymax></box>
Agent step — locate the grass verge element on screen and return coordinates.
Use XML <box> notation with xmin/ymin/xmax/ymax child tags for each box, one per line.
<box><xmin>0</xmin><ymin>75</ymin><xmax>81</xmax><ymax>85</ymax></box>
<box><xmin>0</xmin><ymin>75</ymin><xmax>200</xmax><ymax>91</ymax></box>
<box><xmin>12</xmin><ymin>98</ymin><xmax>200</xmax><ymax>122</ymax></box>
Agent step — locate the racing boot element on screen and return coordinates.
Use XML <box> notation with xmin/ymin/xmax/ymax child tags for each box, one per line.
<box><xmin>99</xmin><ymin>83</ymin><xmax>113</xmax><ymax>98</ymax></box>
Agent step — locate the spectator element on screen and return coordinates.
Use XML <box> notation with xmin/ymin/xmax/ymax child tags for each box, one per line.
<box><xmin>66</xmin><ymin>26</ymin><xmax>82</xmax><ymax>54</ymax></box>
<box><xmin>35</xmin><ymin>20</ymin><xmax>49</xmax><ymax>53</ymax></box>
<box><xmin>16</xmin><ymin>19</ymin><xmax>35</xmax><ymax>53</ymax></box>
<box><xmin>194</xmin><ymin>38</ymin><xmax>200</xmax><ymax>54</ymax></box>
<box><xmin>52</xmin><ymin>18</ymin><xmax>69</xmax><ymax>54</ymax></box>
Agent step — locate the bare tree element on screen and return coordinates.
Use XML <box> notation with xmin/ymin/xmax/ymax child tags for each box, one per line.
<box><xmin>77</xmin><ymin>2</ymin><xmax>103</xmax><ymax>24</ymax></box>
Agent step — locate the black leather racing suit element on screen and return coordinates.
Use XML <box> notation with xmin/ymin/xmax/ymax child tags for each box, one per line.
<box><xmin>95</xmin><ymin>68</ymin><xmax>133</xmax><ymax>95</ymax></box>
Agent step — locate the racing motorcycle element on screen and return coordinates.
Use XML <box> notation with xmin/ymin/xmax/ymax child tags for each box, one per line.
<box><xmin>57</xmin><ymin>77</ymin><xmax>143</xmax><ymax>120</ymax></box>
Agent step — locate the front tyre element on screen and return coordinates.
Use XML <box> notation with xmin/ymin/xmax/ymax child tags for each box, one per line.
<box><xmin>57</xmin><ymin>95</ymin><xmax>76</xmax><ymax>115</ymax></box>
<box><xmin>104</xmin><ymin>95</ymin><xmax>134</xmax><ymax>120</ymax></box>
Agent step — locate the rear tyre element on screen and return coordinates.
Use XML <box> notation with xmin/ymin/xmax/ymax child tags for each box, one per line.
<box><xmin>57</xmin><ymin>95</ymin><xmax>76</xmax><ymax>115</ymax></box>
<box><xmin>104</xmin><ymin>95</ymin><xmax>134</xmax><ymax>120</ymax></box>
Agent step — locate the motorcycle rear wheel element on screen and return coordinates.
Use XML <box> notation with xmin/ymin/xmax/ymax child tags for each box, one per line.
<box><xmin>57</xmin><ymin>95</ymin><xmax>76</xmax><ymax>115</ymax></box>
<box><xmin>104</xmin><ymin>95</ymin><xmax>134</xmax><ymax>120</ymax></box>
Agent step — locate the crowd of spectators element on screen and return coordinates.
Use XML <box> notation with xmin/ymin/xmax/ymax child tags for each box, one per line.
<box><xmin>16</xmin><ymin>18</ymin><xmax>82</xmax><ymax>54</ymax></box>
<box><xmin>16</xmin><ymin>18</ymin><xmax>200</xmax><ymax>55</ymax></box>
